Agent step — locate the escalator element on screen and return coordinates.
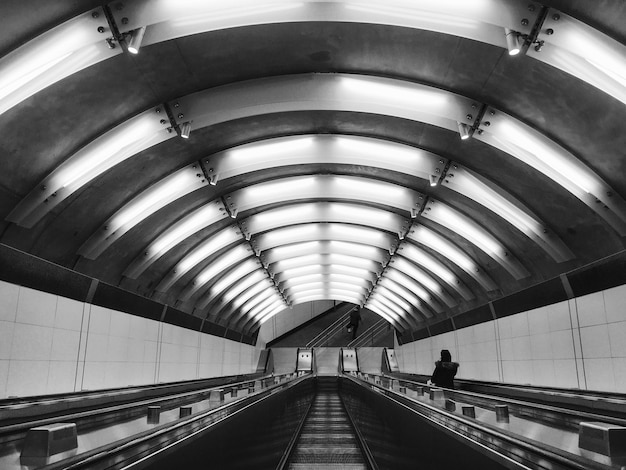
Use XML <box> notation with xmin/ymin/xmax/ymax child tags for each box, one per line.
<box><xmin>284</xmin><ymin>377</ymin><xmax>370</xmax><ymax>469</ymax></box>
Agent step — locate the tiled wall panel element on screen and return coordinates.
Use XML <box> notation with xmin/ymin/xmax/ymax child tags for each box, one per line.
<box><xmin>395</xmin><ymin>283</ymin><xmax>626</xmax><ymax>393</ymax></box>
<box><xmin>0</xmin><ymin>280</ymin><xmax>260</xmax><ymax>398</ymax></box>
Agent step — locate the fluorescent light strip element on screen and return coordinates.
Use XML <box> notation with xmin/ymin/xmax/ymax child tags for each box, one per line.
<box><xmin>408</xmin><ymin>225</ymin><xmax>497</xmax><ymax>291</ymax></box>
<box><xmin>372</xmin><ymin>285</ymin><xmax>418</xmax><ymax>319</ymax></box>
<box><xmin>200</xmin><ymin>270</ymin><xmax>267</xmax><ymax>312</ymax></box>
<box><xmin>422</xmin><ymin>201</ymin><xmax>529</xmax><ymax>279</ymax></box>
<box><xmin>12</xmin><ymin>71</ymin><xmax>622</xmax><ymax>235</ymax></box>
<box><xmin>155</xmin><ymin>226</ymin><xmax>241</xmax><ymax>292</ymax></box>
<box><xmin>270</xmin><ymin>253</ymin><xmax>383</xmax><ymax>275</ymax></box>
<box><xmin>8</xmin><ymin>109</ymin><xmax>172</xmax><ymax>228</ymax></box>
<box><xmin>253</xmin><ymin>223</ymin><xmax>397</xmax><ymax>253</ymax></box>
<box><xmin>78</xmin><ymin>164</ymin><xmax>207</xmax><ymax>259</ymax></box>
<box><xmin>441</xmin><ymin>165</ymin><xmax>573</xmax><ymax>262</ymax></box>
<box><xmin>393</xmin><ymin>255</ymin><xmax>471</xmax><ymax>302</ymax></box>
<box><xmin>0</xmin><ymin>8</ymin><xmax>120</xmax><ymax>116</ymax></box>
<box><xmin>124</xmin><ymin>200</ymin><xmax>228</xmax><ymax>278</ymax></box>
<box><xmin>378</xmin><ymin>276</ymin><xmax>442</xmax><ymax>313</ymax></box>
<box><xmin>256</xmin><ymin>304</ymin><xmax>287</xmax><ymax>326</ymax></box>
<box><xmin>386</xmin><ymin>267</ymin><xmax>455</xmax><ymax>309</ymax></box>
<box><xmin>286</xmin><ymin>288</ymin><xmax>366</xmax><ymax>305</ymax></box>
<box><xmin>178</xmin><ymin>243</ymin><xmax>252</xmax><ymax>301</ymax></box>
<box><xmin>231</xmin><ymin>174</ymin><xmax>421</xmax><ymax>215</ymax></box>
<box><xmin>288</xmin><ymin>293</ymin><xmax>362</xmax><ymax>306</ymax></box>
<box><xmin>205</xmin><ymin>134</ymin><xmax>446</xmax><ymax>185</ymax></box>
<box><xmin>280</xmin><ymin>274</ymin><xmax>372</xmax><ymax>291</ymax></box>
<box><xmin>263</xmin><ymin>240</ymin><xmax>389</xmax><ymax>267</ymax></box>
<box><xmin>286</xmin><ymin>282</ymin><xmax>369</xmax><ymax>296</ymax></box>
<box><xmin>275</xmin><ymin>265</ymin><xmax>376</xmax><ymax>284</ymax></box>
<box><xmin>367</xmin><ymin>299</ymin><xmax>408</xmax><ymax>331</ymax></box>
<box><xmin>244</xmin><ymin>202</ymin><xmax>409</xmax><ymax>237</ymax></box>
<box><xmin>207</xmin><ymin>258</ymin><xmax>261</xmax><ymax>300</ymax></box>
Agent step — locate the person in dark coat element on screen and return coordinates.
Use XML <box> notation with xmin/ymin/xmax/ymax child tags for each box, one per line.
<box><xmin>430</xmin><ymin>349</ymin><xmax>459</xmax><ymax>389</ymax></box>
<box><xmin>349</xmin><ymin>307</ymin><xmax>362</xmax><ymax>339</ymax></box>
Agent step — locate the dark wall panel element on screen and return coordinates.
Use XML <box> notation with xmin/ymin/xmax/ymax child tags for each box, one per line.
<box><xmin>453</xmin><ymin>305</ymin><xmax>493</xmax><ymax>330</ymax></box>
<box><xmin>0</xmin><ymin>244</ymin><xmax>92</xmax><ymax>303</ymax></box>
<box><xmin>568</xmin><ymin>253</ymin><xmax>626</xmax><ymax>297</ymax></box>
<box><xmin>428</xmin><ymin>318</ymin><xmax>454</xmax><ymax>336</ymax></box>
<box><xmin>91</xmin><ymin>282</ymin><xmax>163</xmax><ymax>322</ymax></box>
<box><xmin>493</xmin><ymin>277</ymin><xmax>568</xmax><ymax>319</ymax></box>
<box><xmin>165</xmin><ymin>308</ymin><xmax>203</xmax><ymax>330</ymax></box>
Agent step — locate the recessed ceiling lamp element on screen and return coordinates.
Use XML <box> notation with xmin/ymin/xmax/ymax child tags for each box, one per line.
<box><xmin>505</xmin><ymin>27</ymin><xmax>522</xmax><ymax>55</ymax></box>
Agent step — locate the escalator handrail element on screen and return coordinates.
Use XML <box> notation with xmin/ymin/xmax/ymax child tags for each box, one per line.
<box><xmin>41</xmin><ymin>374</ymin><xmax>314</xmax><ymax>470</ymax></box>
<box><xmin>306</xmin><ymin>310</ymin><xmax>353</xmax><ymax>348</ymax></box>
<box><xmin>340</xmin><ymin>392</ymin><xmax>379</xmax><ymax>470</ymax></box>
<box><xmin>348</xmin><ymin>319</ymin><xmax>387</xmax><ymax>348</ymax></box>
<box><xmin>274</xmin><ymin>397</ymin><xmax>315</xmax><ymax>470</ymax></box>
<box><xmin>343</xmin><ymin>374</ymin><xmax>611</xmax><ymax>470</ymax></box>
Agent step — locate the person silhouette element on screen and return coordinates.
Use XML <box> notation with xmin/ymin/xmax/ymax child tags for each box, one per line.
<box><xmin>348</xmin><ymin>307</ymin><xmax>362</xmax><ymax>340</ymax></box>
<box><xmin>429</xmin><ymin>349</ymin><xmax>459</xmax><ymax>389</ymax></box>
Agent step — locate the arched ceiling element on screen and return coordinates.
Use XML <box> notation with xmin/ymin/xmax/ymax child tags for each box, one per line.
<box><xmin>0</xmin><ymin>0</ymin><xmax>624</xmax><ymax>336</ymax></box>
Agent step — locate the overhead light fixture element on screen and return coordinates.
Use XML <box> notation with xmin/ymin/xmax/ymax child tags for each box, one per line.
<box><xmin>180</xmin><ymin>121</ymin><xmax>191</xmax><ymax>139</ymax></box>
<box><xmin>505</xmin><ymin>28</ymin><xmax>522</xmax><ymax>56</ymax></box>
<box><xmin>126</xmin><ymin>26</ymin><xmax>146</xmax><ymax>54</ymax></box>
<box><xmin>457</xmin><ymin>122</ymin><xmax>472</xmax><ymax>140</ymax></box>
<box><xmin>429</xmin><ymin>174</ymin><xmax>439</xmax><ymax>186</ymax></box>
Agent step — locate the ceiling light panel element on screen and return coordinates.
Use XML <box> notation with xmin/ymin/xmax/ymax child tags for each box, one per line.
<box><xmin>262</xmin><ymin>240</ymin><xmax>389</xmax><ymax>267</ymax></box>
<box><xmin>203</xmin><ymin>134</ymin><xmax>446</xmax><ymax>185</ymax></box>
<box><xmin>422</xmin><ymin>200</ymin><xmax>529</xmax><ymax>280</ymax></box>
<box><xmin>124</xmin><ymin>200</ymin><xmax>229</xmax><ymax>279</ymax></box>
<box><xmin>0</xmin><ymin>8</ymin><xmax>121</xmax><ymax>116</ymax></box>
<box><xmin>78</xmin><ymin>164</ymin><xmax>209</xmax><ymax>259</ymax></box>
<box><xmin>441</xmin><ymin>165</ymin><xmax>573</xmax><ymax>262</ymax></box>
<box><xmin>201</xmin><ymin>258</ymin><xmax>261</xmax><ymax>303</ymax></box>
<box><xmin>177</xmin><ymin>243</ymin><xmax>253</xmax><ymax>301</ymax></box>
<box><xmin>407</xmin><ymin>225</ymin><xmax>497</xmax><ymax>291</ymax></box>
<box><xmin>286</xmin><ymin>282</ymin><xmax>369</xmax><ymax>296</ymax></box>
<box><xmin>270</xmin><ymin>253</ymin><xmax>383</xmax><ymax>274</ymax></box>
<box><xmin>378</xmin><ymin>276</ymin><xmax>443</xmax><ymax>313</ymax></box>
<box><xmin>280</xmin><ymin>273</ymin><xmax>372</xmax><ymax>291</ymax></box>
<box><xmin>372</xmin><ymin>285</ymin><xmax>422</xmax><ymax>320</ymax></box>
<box><xmin>7</xmin><ymin>109</ymin><xmax>172</xmax><ymax>228</ymax></box>
<box><xmin>155</xmin><ymin>226</ymin><xmax>241</xmax><ymax>292</ymax></box>
<box><xmin>393</xmin><ymin>250</ymin><xmax>472</xmax><ymax>301</ymax></box>
<box><xmin>385</xmin><ymin>267</ymin><xmax>455</xmax><ymax>310</ymax></box>
<box><xmin>203</xmin><ymin>270</ymin><xmax>268</xmax><ymax>313</ymax></box>
<box><xmin>229</xmin><ymin>174</ymin><xmax>421</xmax><ymax>216</ymax></box>
<box><xmin>170</xmin><ymin>73</ymin><xmax>626</xmax><ymax>233</ymax></box>
<box><xmin>366</xmin><ymin>299</ymin><xmax>408</xmax><ymax>331</ymax></box>
<box><xmin>275</xmin><ymin>265</ymin><xmax>377</xmax><ymax>284</ymax></box>
<box><xmin>252</xmin><ymin>223</ymin><xmax>398</xmax><ymax>254</ymax></box>
<box><xmin>243</xmin><ymin>202</ymin><xmax>410</xmax><ymax>239</ymax></box>
<box><xmin>288</xmin><ymin>293</ymin><xmax>361</xmax><ymax>307</ymax></box>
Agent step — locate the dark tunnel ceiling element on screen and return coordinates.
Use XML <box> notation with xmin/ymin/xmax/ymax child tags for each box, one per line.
<box><xmin>0</xmin><ymin>0</ymin><xmax>625</xmax><ymax>336</ymax></box>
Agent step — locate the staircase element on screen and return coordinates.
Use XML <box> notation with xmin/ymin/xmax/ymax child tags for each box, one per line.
<box><xmin>287</xmin><ymin>378</ymin><xmax>368</xmax><ymax>469</ymax></box>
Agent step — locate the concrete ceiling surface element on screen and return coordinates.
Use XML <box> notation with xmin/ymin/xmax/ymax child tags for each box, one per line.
<box><xmin>0</xmin><ymin>1</ymin><xmax>624</xmax><ymax>336</ymax></box>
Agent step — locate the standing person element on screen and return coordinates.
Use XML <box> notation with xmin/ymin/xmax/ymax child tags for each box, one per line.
<box><xmin>429</xmin><ymin>349</ymin><xmax>459</xmax><ymax>389</ymax></box>
<box><xmin>349</xmin><ymin>306</ymin><xmax>362</xmax><ymax>340</ymax></box>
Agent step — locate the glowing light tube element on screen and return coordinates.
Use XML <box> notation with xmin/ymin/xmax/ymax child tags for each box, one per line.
<box><xmin>124</xmin><ymin>200</ymin><xmax>228</xmax><ymax>278</ymax></box>
<box><xmin>422</xmin><ymin>201</ymin><xmax>529</xmax><ymax>279</ymax></box>
<box><xmin>393</xmin><ymin>254</ymin><xmax>472</xmax><ymax>302</ymax></box>
<box><xmin>79</xmin><ymin>165</ymin><xmax>208</xmax><ymax>259</ymax></box>
<box><xmin>205</xmin><ymin>134</ymin><xmax>447</xmax><ymax>184</ymax></box>
<box><xmin>262</xmin><ymin>240</ymin><xmax>389</xmax><ymax>267</ymax></box>
<box><xmin>288</xmin><ymin>293</ymin><xmax>362</xmax><ymax>307</ymax></box>
<box><xmin>243</xmin><ymin>202</ymin><xmax>409</xmax><ymax>237</ymax></box>
<box><xmin>269</xmin><ymin>253</ymin><xmax>383</xmax><ymax>275</ymax></box>
<box><xmin>155</xmin><ymin>226</ymin><xmax>241</xmax><ymax>292</ymax></box>
<box><xmin>379</xmin><ymin>276</ymin><xmax>443</xmax><ymax>313</ymax></box>
<box><xmin>275</xmin><ymin>265</ymin><xmax>376</xmax><ymax>284</ymax></box>
<box><xmin>256</xmin><ymin>304</ymin><xmax>288</xmax><ymax>327</ymax></box>
<box><xmin>441</xmin><ymin>165</ymin><xmax>573</xmax><ymax>262</ymax></box>
<box><xmin>8</xmin><ymin>109</ymin><xmax>172</xmax><ymax>228</ymax></box>
<box><xmin>367</xmin><ymin>299</ymin><xmax>408</xmax><ymax>331</ymax></box>
<box><xmin>280</xmin><ymin>274</ymin><xmax>372</xmax><ymax>291</ymax></box>
<box><xmin>253</xmin><ymin>223</ymin><xmax>397</xmax><ymax>253</ymax></box>
<box><xmin>177</xmin><ymin>244</ymin><xmax>252</xmax><ymax>301</ymax></box>
<box><xmin>0</xmin><ymin>8</ymin><xmax>120</xmax><ymax>116</ymax></box>
<box><xmin>201</xmin><ymin>270</ymin><xmax>267</xmax><ymax>313</ymax></box>
<box><xmin>408</xmin><ymin>226</ymin><xmax>497</xmax><ymax>291</ymax></box>
<box><xmin>230</xmin><ymin>174</ymin><xmax>421</xmax><ymax>216</ymax></box>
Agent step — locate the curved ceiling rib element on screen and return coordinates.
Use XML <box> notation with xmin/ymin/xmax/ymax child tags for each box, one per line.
<box><xmin>1</xmin><ymin>0</ymin><xmax>623</xmax><ymax>121</ymax></box>
<box><xmin>2</xmin><ymin>2</ymin><xmax>624</xmax><ymax>339</ymax></box>
<box><xmin>8</xmin><ymin>74</ymin><xmax>626</xmax><ymax>237</ymax></box>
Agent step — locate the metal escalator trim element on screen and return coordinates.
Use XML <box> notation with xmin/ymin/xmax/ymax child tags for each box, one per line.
<box><xmin>339</xmin><ymin>390</ymin><xmax>379</xmax><ymax>470</ymax></box>
<box><xmin>276</xmin><ymin>394</ymin><xmax>315</xmax><ymax>470</ymax></box>
<box><xmin>44</xmin><ymin>375</ymin><xmax>314</xmax><ymax>470</ymax></box>
<box><xmin>385</xmin><ymin>373</ymin><xmax>626</xmax><ymax>430</ymax></box>
<box><xmin>342</xmin><ymin>374</ymin><xmax>608</xmax><ymax>470</ymax></box>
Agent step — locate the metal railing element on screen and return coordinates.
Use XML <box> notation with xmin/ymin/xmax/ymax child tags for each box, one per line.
<box><xmin>348</xmin><ymin>319</ymin><xmax>389</xmax><ymax>348</ymax></box>
<box><xmin>306</xmin><ymin>310</ymin><xmax>354</xmax><ymax>348</ymax></box>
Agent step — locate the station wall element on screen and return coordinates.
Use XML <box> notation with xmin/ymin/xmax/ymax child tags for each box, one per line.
<box><xmin>395</xmin><ymin>283</ymin><xmax>626</xmax><ymax>393</ymax></box>
<box><xmin>0</xmin><ymin>280</ymin><xmax>260</xmax><ymax>399</ymax></box>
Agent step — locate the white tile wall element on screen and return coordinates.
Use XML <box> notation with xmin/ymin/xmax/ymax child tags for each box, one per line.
<box><xmin>397</xmin><ymin>288</ymin><xmax>626</xmax><ymax>393</ymax></box>
<box><xmin>0</xmin><ymin>280</ymin><xmax>260</xmax><ymax>398</ymax></box>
